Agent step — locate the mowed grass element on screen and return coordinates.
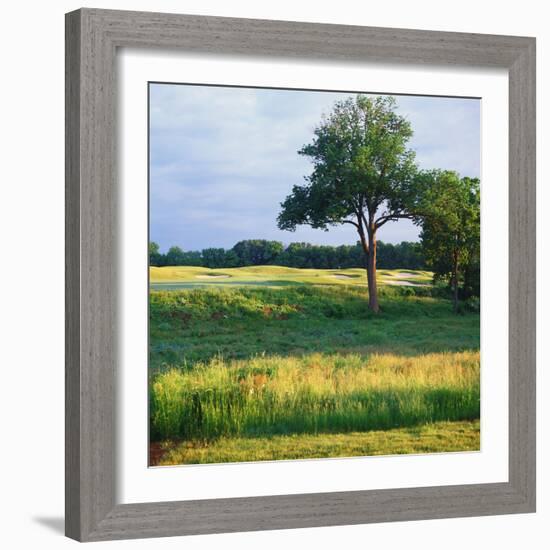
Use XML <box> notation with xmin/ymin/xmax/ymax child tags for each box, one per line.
<box><xmin>150</xmin><ymin>265</ymin><xmax>433</xmax><ymax>289</ymax></box>
<box><xmin>149</xmin><ymin>270</ymin><xmax>480</xmax><ymax>463</ymax></box>
<box><xmin>154</xmin><ymin>420</ymin><xmax>480</xmax><ymax>465</ymax></box>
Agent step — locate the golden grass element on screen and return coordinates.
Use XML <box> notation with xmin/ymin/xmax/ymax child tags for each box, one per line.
<box><xmin>150</xmin><ymin>351</ymin><xmax>480</xmax><ymax>442</ymax></box>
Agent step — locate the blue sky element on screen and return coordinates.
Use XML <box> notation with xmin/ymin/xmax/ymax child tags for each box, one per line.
<box><xmin>149</xmin><ymin>84</ymin><xmax>480</xmax><ymax>252</ymax></box>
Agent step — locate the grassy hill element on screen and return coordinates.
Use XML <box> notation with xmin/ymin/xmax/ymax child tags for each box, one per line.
<box><xmin>150</xmin><ymin>265</ymin><xmax>433</xmax><ymax>289</ymax></box>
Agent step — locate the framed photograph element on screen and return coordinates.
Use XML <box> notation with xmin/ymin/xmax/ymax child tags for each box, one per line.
<box><xmin>65</xmin><ymin>8</ymin><xmax>536</xmax><ymax>542</ymax></box>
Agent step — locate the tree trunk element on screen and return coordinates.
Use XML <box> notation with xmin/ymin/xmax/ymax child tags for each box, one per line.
<box><xmin>356</xmin><ymin>222</ymin><xmax>379</xmax><ymax>313</ymax></box>
<box><xmin>452</xmin><ymin>249</ymin><xmax>459</xmax><ymax>313</ymax></box>
<box><xmin>366</xmin><ymin>229</ymin><xmax>379</xmax><ymax>312</ymax></box>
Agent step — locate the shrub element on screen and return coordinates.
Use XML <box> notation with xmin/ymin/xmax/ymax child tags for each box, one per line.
<box><xmin>464</xmin><ymin>296</ymin><xmax>480</xmax><ymax>313</ymax></box>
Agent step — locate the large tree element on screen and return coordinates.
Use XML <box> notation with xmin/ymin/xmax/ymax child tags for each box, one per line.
<box><xmin>420</xmin><ymin>171</ymin><xmax>480</xmax><ymax>312</ymax></box>
<box><xmin>277</xmin><ymin>95</ymin><xmax>418</xmax><ymax>312</ymax></box>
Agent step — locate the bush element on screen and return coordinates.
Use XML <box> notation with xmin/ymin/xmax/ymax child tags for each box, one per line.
<box><xmin>464</xmin><ymin>296</ymin><xmax>480</xmax><ymax>313</ymax></box>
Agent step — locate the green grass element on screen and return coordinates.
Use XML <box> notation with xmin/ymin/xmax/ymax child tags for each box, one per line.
<box><xmin>149</xmin><ymin>284</ymin><xmax>479</xmax><ymax>369</ymax></box>
<box><xmin>149</xmin><ymin>268</ymin><xmax>480</xmax><ymax>463</ymax></box>
<box><xmin>150</xmin><ymin>265</ymin><xmax>433</xmax><ymax>290</ymax></box>
<box><xmin>154</xmin><ymin>420</ymin><xmax>480</xmax><ymax>465</ymax></box>
<box><xmin>150</xmin><ymin>350</ymin><xmax>480</xmax><ymax>441</ymax></box>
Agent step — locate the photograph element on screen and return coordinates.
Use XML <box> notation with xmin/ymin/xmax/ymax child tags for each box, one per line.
<box><xmin>148</xmin><ymin>83</ymin><xmax>481</xmax><ymax>467</ymax></box>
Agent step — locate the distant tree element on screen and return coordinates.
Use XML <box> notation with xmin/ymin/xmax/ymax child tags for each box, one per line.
<box><xmin>278</xmin><ymin>242</ymin><xmax>313</xmax><ymax>268</ymax></box>
<box><xmin>153</xmin><ymin>239</ymin><xmax>427</xmax><ymax>270</ymax></box>
<box><xmin>277</xmin><ymin>95</ymin><xmax>419</xmax><ymax>312</ymax></box>
<box><xmin>280</xmin><ymin>243</ymin><xmax>340</xmax><ymax>269</ymax></box>
<box><xmin>165</xmin><ymin>246</ymin><xmax>186</xmax><ymax>266</ymax></box>
<box><xmin>232</xmin><ymin>240</ymin><xmax>284</xmax><ymax>266</ymax></box>
<box><xmin>376</xmin><ymin>241</ymin><xmax>425</xmax><ymax>270</ymax></box>
<box><xmin>334</xmin><ymin>244</ymin><xmax>359</xmax><ymax>268</ymax></box>
<box><xmin>398</xmin><ymin>241</ymin><xmax>425</xmax><ymax>270</ymax></box>
<box><xmin>179</xmin><ymin>250</ymin><xmax>203</xmax><ymax>266</ymax></box>
<box><xmin>202</xmin><ymin>248</ymin><xmax>231</xmax><ymax>269</ymax></box>
<box><xmin>222</xmin><ymin>249</ymin><xmax>241</xmax><ymax>268</ymax></box>
<box><xmin>420</xmin><ymin>172</ymin><xmax>480</xmax><ymax>312</ymax></box>
<box><xmin>149</xmin><ymin>241</ymin><xmax>163</xmax><ymax>266</ymax></box>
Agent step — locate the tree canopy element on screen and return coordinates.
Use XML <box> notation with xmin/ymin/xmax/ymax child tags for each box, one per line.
<box><xmin>277</xmin><ymin>95</ymin><xmax>420</xmax><ymax>311</ymax></box>
<box><xmin>278</xmin><ymin>95</ymin><xmax>418</xmax><ymax>234</ymax></box>
<box><xmin>231</xmin><ymin>240</ymin><xmax>284</xmax><ymax>266</ymax></box>
<box><xmin>419</xmin><ymin>171</ymin><xmax>480</xmax><ymax>311</ymax></box>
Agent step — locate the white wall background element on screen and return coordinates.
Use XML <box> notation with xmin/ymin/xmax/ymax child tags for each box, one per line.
<box><xmin>0</xmin><ymin>1</ymin><xmax>546</xmax><ymax>548</ymax></box>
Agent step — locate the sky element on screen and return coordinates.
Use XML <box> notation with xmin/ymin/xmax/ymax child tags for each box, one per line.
<box><xmin>149</xmin><ymin>84</ymin><xmax>480</xmax><ymax>252</ymax></box>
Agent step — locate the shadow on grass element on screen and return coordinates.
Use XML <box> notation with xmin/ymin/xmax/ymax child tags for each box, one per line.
<box><xmin>149</xmin><ymin>419</ymin><xmax>481</xmax><ymax>465</ymax></box>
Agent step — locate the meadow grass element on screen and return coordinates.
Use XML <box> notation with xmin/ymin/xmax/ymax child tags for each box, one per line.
<box><xmin>150</xmin><ymin>351</ymin><xmax>480</xmax><ymax>441</ymax></box>
<box><xmin>149</xmin><ymin>274</ymin><xmax>480</xmax><ymax>462</ymax></box>
<box><xmin>149</xmin><ymin>284</ymin><xmax>479</xmax><ymax>369</ymax></box>
<box><xmin>154</xmin><ymin>420</ymin><xmax>480</xmax><ymax>465</ymax></box>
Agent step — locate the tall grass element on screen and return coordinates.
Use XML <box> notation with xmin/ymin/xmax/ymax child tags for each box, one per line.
<box><xmin>150</xmin><ymin>350</ymin><xmax>480</xmax><ymax>441</ymax></box>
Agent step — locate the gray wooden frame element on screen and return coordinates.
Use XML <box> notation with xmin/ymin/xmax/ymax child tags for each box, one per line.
<box><xmin>65</xmin><ymin>8</ymin><xmax>536</xmax><ymax>542</ymax></box>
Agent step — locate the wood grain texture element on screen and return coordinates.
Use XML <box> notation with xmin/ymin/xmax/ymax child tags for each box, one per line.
<box><xmin>65</xmin><ymin>9</ymin><xmax>81</xmax><ymax>541</ymax></box>
<box><xmin>86</xmin><ymin>8</ymin><xmax>532</xmax><ymax>67</ymax></box>
<box><xmin>508</xmin><ymin>41</ymin><xmax>536</xmax><ymax>508</ymax></box>
<box><xmin>66</xmin><ymin>8</ymin><xmax>117</xmax><ymax>540</ymax></box>
<box><xmin>65</xmin><ymin>8</ymin><xmax>536</xmax><ymax>542</ymax></box>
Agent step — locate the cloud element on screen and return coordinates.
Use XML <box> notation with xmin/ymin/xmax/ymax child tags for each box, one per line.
<box><xmin>149</xmin><ymin>84</ymin><xmax>480</xmax><ymax>251</ymax></box>
<box><xmin>398</xmin><ymin>95</ymin><xmax>480</xmax><ymax>177</ymax></box>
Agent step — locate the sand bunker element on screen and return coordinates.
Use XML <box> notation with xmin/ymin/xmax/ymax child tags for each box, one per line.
<box><xmin>195</xmin><ymin>274</ymin><xmax>230</xmax><ymax>279</ymax></box>
<box><xmin>332</xmin><ymin>274</ymin><xmax>357</xmax><ymax>279</ymax></box>
<box><xmin>392</xmin><ymin>272</ymin><xmax>423</xmax><ymax>279</ymax></box>
<box><xmin>385</xmin><ymin>280</ymin><xmax>418</xmax><ymax>286</ymax></box>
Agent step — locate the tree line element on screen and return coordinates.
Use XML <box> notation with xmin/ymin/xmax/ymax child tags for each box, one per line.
<box><xmin>149</xmin><ymin>239</ymin><xmax>425</xmax><ymax>271</ymax></box>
